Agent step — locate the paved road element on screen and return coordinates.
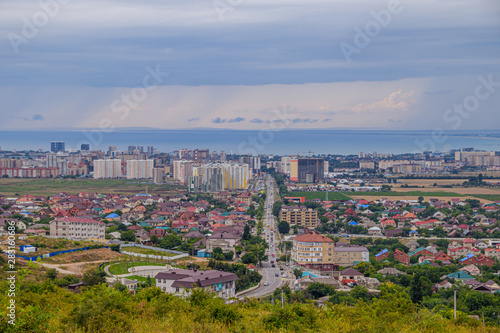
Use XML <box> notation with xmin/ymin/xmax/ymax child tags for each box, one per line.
<box><xmin>239</xmin><ymin>175</ymin><xmax>285</xmax><ymax>299</ymax></box>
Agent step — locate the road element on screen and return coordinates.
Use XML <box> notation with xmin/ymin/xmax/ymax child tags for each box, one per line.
<box><xmin>239</xmin><ymin>175</ymin><xmax>286</xmax><ymax>299</ymax></box>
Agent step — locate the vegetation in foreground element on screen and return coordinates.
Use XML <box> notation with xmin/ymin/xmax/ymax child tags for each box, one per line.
<box><xmin>0</xmin><ymin>280</ymin><xmax>499</xmax><ymax>333</ymax></box>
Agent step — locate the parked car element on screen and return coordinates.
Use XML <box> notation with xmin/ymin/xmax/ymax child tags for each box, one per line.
<box><xmin>264</xmin><ymin>281</ymin><xmax>269</xmax><ymax>286</ymax></box>
<box><xmin>275</xmin><ymin>273</ymin><xmax>279</xmax><ymax>277</ymax></box>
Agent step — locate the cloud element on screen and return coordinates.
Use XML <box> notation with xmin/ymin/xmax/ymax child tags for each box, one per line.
<box><xmin>12</xmin><ymin>114</ymin><xmax>45</xmax><ymax>121</ymax></box>
<box><xmin>250</xmin><ymin>118</ymin><xmax>264</xmax><ymax>124</ymax></box>
<box><xmin>351</xmin><ymin>90</ymin><xmax>416</xmax><ymax>113</ymax></box>
<box><xmin>187</xmin><ymin>117</ymin><xmax>200</xmax><ymax>122</ymax></box>
<box><xmin>211</xmin><ymin>117</ymin><xmax>245</xmax><ymax>124</ymax></box>
<box><xmin>291</xmin><ymin>118</ymin><xmax>320</xmax><ymax>124</ymax></box>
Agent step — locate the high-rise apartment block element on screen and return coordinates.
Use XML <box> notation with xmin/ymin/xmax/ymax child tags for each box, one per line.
<box><xmin>127</xmin><ymin>160</ymin><xmax>154</xmax><ymax>179</ymax></box>
<box><xmin>93</xmin><ymin>159</ymin><xmax>122</xmax><ymax>178</ymax></box>
<box><xmin>50</xmin><ymin>141</ymin><xmax>65</xmax><ymax>153</ymax></box>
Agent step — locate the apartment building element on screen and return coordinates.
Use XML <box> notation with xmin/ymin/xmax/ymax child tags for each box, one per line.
<box><xmin>127</xmin><ymin>159</ymin><xmax>154</xmax><ymax>179</ymax></box>
<box><xmin>155</xmin><ymin>269</ymin><xmax>238</xmax><ymax>300</ymax></box>
<box><xmin>93</xmin><ymin>159</ymin><xmax>122</xmax><ymax>178</ymax></box>
<box><xmin>189</xmin><ymin>163</ymin><xmax>251</xmax><ymax>192</ymax></box>
<box><xmin>49</xmin><ymin>217</ymin><xmax>106</xmax><ymax>240</ymax></box>
<box><xmin>279</xmin><ymin>205</ymin><xmax>318</xmax><ymax>228</ymax></box>
<box><xmin>332</xmin><ymin>246</ymin><xmax>370</xmax><ymax>266</ymax></box>
<box><xmin>292</xmin><ymin>232</ymin><xmax>336</xmax><ymax>271</ymax></box>
<box><xmin>0</xmin><ymin>167</ymin><xmax>60</xmax><ymax>178</ymax></box>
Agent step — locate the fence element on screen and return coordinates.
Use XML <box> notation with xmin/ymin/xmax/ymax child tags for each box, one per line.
<box><xmin>120</xmin><ymin>251</ymin><xmax>188</xmax><ymax>261</ymax></box>
<box><xmin>119</xmin><ymin>243</ymin><xmax>185</xmax><ymax>255</ymax></box>
<box><xmin>3</xmin><ymin>246</ymin><xmax>109</xmax><ymax>261</ymax></box>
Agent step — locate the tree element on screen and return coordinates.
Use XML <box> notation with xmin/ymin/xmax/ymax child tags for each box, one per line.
<box><xmin>212</xmin><ymin>247</ymin><xmax>225</xmax><ymax>261</ymax></box>
<box><xmin>307</xmin><ymin>282</ymin><xmax>336</xmax><ymax>298</ymax></box>
<box><xmin>224</xmin><ymin>251</ymin><xmax>234</xmax><ymax>261</ymax></box>
<box><xmin>159</xmin><ymin>234</ymin><xmax>182</xmax><ymax>249</ymax></box>
<box><xmin>293</xmin><ymin>268</ymin><xmax>303</xmax><ymax>279</ymax></box>
<box><xmin>242</xmin><ymin>224</ymin><xmax>251</xmax><ymax>241</ymax></box>
<box><xmin>46</xmin><ymin>269</ymin><xmax>57</xmax><ymax>280</ymax></box>
<box><xmin>150</xmin><ymin>234</ymin><xmax>159</xmax><ymax>244</ymax></box>
<box><xmin>120</xmin><ymin>230</ymin><xmax>136</xmax><ymax>242</ymax></box>
<box><xmin>350</xmin><ymin>286</ymin><xmax>370</xmax><ymax>302</ymax></box>
<box><xmin>409</xmin><ymin>274</ymin><xmax>424</xmax><ymax>304</ymax></box>
<box><xmin>278</xmin><ymin>221</ymin><xmax>290</xmax><ymax>235</ymax></box>
<box><xmin>417</xmin><ymin>238</ymin><xmax>429</xmax><ymax>248</ymax></box>
<box><xmin>240</xmin><ymin>253</ymin><xmax>258</xmax><ymax>265</ymax></box>
<box><xmin>83</xmin><ymin>269</ymin><xmax>106</xmax><ymax>286</ymax></box>
<box><xmin>418</xmin><ymin>196</ymin><xmax>424</xmax><ymax>204</ymax></box>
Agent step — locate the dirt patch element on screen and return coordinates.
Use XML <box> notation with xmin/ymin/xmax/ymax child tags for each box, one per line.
<box><xmin>350</xmin><ymin>195</ymin><xmax>493</xmax><ymax>203</ymax></box>
<box><xmin>41</xmin><ymin>248</ymin><xmax>123</xmax><ymax>265</ymax></box>
<box><xmin>174</xmin><ymin>256</ymin><xmax>210</xmax><ymax>269</ymax></box>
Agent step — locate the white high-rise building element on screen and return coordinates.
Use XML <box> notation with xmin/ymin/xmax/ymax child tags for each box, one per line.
<box><xmin>93</xmin><ymin>159</ymin><xmax>122</xmax><ymax>178</ymax></box>
<box><xmin>281</xmin><ymin>156</ymin><xmax>291</xmax><ymax>175</ymax></box>
<box><xmin>127</xmin><ymin>160</ymin><xmax>154</xmax><ymax>179</ymax></box>
<box><xmin>189</xmin><ymin>163</ymin><xmax>251</xmax><ymax>192</ymax></box>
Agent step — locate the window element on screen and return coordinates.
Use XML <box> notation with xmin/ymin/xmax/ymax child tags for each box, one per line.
<box><xmin>175</xmin><ymin>287</ymin><xmax>180</xmax><ymax>292</ymax></box>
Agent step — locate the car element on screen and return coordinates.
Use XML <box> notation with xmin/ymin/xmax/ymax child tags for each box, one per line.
<box><xmin>264</xmin><ymin>281</ymin><xmax>269</xmax><ymax>286</ymax></box>
<box><xmin>275</xmin><ymin>273</ymin><xmax>279</xmax><ymax>277</ymax></box>
<box><xmin>280</xmin><ymin>267</ymin><xmax>284</xmax><ymax>271</ymax></box>
<box><xmin>271</xmin><ymin>264</ymin><xmax>275</xmax><ymax>268</ymax></box>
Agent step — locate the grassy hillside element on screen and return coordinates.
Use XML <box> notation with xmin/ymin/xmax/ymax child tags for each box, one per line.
<box><xmin>0</xmin><ymin>281</ymin><xmax>498</xmax><ymax>333</ymax></box>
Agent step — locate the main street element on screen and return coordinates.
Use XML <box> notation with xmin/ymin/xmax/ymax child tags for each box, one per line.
<box><xmin>239</xmin><ymin>174</ymin><xmax>285</xmax><ymax>299</ymax></box>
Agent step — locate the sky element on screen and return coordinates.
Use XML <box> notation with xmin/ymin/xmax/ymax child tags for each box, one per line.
<box><xmin>0</xmin><ymin>0</ymin><xmax>499</xmax><ymax>131</ymax></box>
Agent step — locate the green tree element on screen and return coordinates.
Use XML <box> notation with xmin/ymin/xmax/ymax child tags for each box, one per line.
<box><xmin>278</xmin><ymin>220</ymin><xmax>290</xmax><ymax>234</ymax></box>
<box><xmin>410</xmin><ymin>274</ymin><xmax>424</xmax><ymax>304</ymax></box>
<box><xmin>120</xmin><ymin>230</ymin><xmax>136</xmax><ymax>242</ymax></box>
<box><xmin>307</xmin><ymin>282</ymin><xmax>336</xmax><ymax>298</ymax></box>
<box><xmin>159</xmin><ymin>234</ymin><xmax>182</xmax><ymax>249</ymax></box>
<box><xmin>46</xmin><ymin>269</ymin><xmax>57</xmax><ymax>280</ymax></box>
<box><xmin>240</xmin><ymin>252</ymin><xmax>258</xmax><ymax>265</ymax></box>
<box><xmin>293</xmin><ymin>268</ymin><xmax>303</xmax><ymax>279</ymax></box>
<box><xmin>150</xmin><ymin>234</ymin><xmax>159</xmax><ymax>244</ymax></box>
<box><xmin>82</xmin><ymin>269</ymin><xmax>106</xmax><ymax>286</ymax></box>
<box><xmin>242</xmin><ymin>224</ymin><xmax>251</xmax><ymax>241</ymax></box>
<box><xmin>350</xmin><ymin>286</ymin><xmax>370</xmax><ymax>302</ymax></box>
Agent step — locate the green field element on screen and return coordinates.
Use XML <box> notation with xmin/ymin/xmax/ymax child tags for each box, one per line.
<box><xmin>126</xmin><ymin>275</ymin><xmax>156</xmax><ymax>284</ymax></box>
<box><xmin>469</xmin><ymin>194</ymin><xmax>500</xmax><ymax>201</ymax></box>
<box><xmin>0</xmin><ymin>178</ymin><xmax>185</xmax><ymax>196</ymax></box>
<box><xmin>348</xmin><ymin>191</ymin><xmax>465</xmax><ymax>197</ymax></box>
<box><xmin>108</xmin><ymin>262</ymin><xmax>166</xmax><ymax>275</ymax></box>
<box><xmin>121</xmin><ymin>246</ymin><xmax>177</xmax><ymax>257</ymax></box>
<box><xmin>287</xmin><ymin>191</ymin><xmax>351</xmax><ymax>201</ymax></box>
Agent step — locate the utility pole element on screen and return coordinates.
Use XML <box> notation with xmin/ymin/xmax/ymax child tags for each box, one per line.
<box><xmin>454</xmin><ymin>290</ymin><xmax>457</xmax><ymax>320</ymax></box>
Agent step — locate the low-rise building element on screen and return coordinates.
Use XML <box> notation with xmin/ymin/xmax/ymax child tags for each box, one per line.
<box><xmin>49</xmin><ymin>217</ymin><xmax>105</xmax><ymax>239</ymax></box>
<box><xmin>333</xmin><ymin>246</ymin><xmax>369</xmax><ymax>266</ymax></box>
<box><xmin>155</xmin><ymin>269</ymin><xmax>238</xmax><ymax>300</ymax></box>
<box><xmin>292</xmin><ymin>232</ymin><xmax>336</xmax><ymax>271</ymax></box>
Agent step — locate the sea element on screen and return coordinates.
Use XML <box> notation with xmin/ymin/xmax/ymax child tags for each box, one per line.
<box><xmin>1</xmin><ymin>129</ymin><xmax>499</xmax><ymax>155</ymax></box>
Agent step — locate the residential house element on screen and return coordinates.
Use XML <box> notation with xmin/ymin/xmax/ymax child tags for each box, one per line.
<box><xmin>394</xmin><ymin>249</ymin><xmax>410</xmax><ymax>265</ymax></box>
<box><xmin>155</xmin><ymin>269</ymin><xmax>238</xmax><ymax>300</ymax></box>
